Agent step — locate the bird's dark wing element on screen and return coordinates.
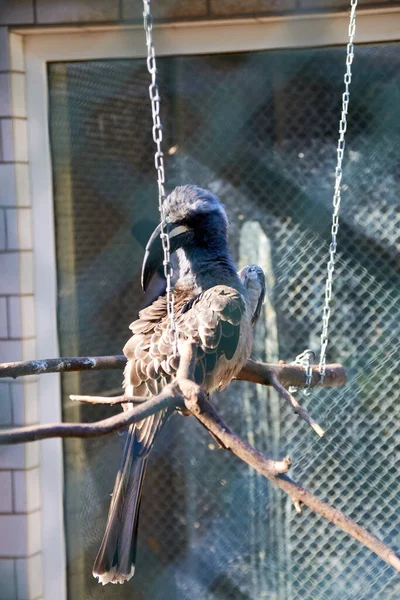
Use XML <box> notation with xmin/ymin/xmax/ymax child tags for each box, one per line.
<box><xmin>123</xmin><ymin>293</ymin><xmax>183</xmax><ymax>396</ymax></box>
<box><xmin>123</xmin><ymin>285</ymin><xmax>246</xmax><ymax>394</ymax></box>
<box><xmin>176</xmin><ymin>285</ymin><xmax>246</xmax><ymax>389</ymax></box>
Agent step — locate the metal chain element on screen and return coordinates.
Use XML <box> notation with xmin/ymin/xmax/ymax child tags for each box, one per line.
<box><xmin>142</xmin><ymin>0</ymin><xmax>178</xmax><ymax>352</ymax></box>
<box><xmin>318</xmin><ymin>0</ymin><xmax>358</xmax><ymax>382</ymax></box>
<box><xmin>289</xmin><ymin>349</ymin><xmax>315</xmax><ymax>395</ymax></box>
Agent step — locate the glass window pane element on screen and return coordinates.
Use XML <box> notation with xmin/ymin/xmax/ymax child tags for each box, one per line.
<box><xmin>48</xmin><ymin>44</ymin><xmax>400</xmax><ymax>599</ymax></box>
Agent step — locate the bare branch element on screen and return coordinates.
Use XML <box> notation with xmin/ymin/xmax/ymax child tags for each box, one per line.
<box><xmin>0</xmin><ymin>355</ymin><xmax>126</xmax><ymax>379</ymax></box>
<box><xmin>177</xmin><ymin>341</ymin><xmax>197</xmax><ymax>380</ymax></box>
<box><xmin>183</xmin><ymin>389</ymin><xmax>400</xmax><ymax>573</ymax></box>
<box><xmin>270</xmin><ymin>374</ymin><xmax>325</xmax><ymax>438</ymax></box>
<box><xmin>0</xmin><ymin>359</ymin><xmax>398</xmax><ymax>573</ymax></box>
<box><xmin>70</xmin><ymin>394</ymin><xmax>140</xmax><ymax>405</ymax></box>
<box><xmin>65</xmin><ymin>348</ymin><xmax>326</xmax><ymax>436</ymax></box>
<box><xmin>0</xmin><ymin>386</ymin><xmax>182</xmax><ymax>444</ymax></box>
<box><xmin>0</xmin><ymin>354</ymin><xmax>346</xmax><ymax>389</ymax></box>
<box><xmin>183</xmin><ymin>382</ymin><xmax>291</xmax><ymax>475</ymax></box>
<box><xmin>236</xmin><ymin>359</ymin><xmax>346</xmax><ymax>388</ymax></box>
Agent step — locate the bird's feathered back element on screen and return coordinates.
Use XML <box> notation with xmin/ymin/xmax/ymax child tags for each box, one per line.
<box><xmin>124</xmin><ymin>282</ymin><xmax>248</xmax><ymax>395</ymax></box>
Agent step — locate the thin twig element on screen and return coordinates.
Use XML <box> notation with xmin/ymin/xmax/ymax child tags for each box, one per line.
<box><xmin>270</xmin><ymin>374</ymin><xmax>325</xmax><ymax>438</ymax></box>
<box><xmin>0</xmin><ymin>386</ymin><xmax>182</xmax><ymax>444</ymax></box>
<box><xmin>183</xmin><ymin>389</ymin><xmax>400</xmax><ymax>573</ymax></box>
<box><xmin>70</xmin><ymin>394</ymin><xmax>140</xmax><ymax>405</ymax></box>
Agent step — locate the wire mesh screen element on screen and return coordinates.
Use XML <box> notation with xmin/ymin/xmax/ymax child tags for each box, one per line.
<box><xmin>48</xmin><ymin>42</ymin><xmax>400</xmax><ymax>600</ymax></box>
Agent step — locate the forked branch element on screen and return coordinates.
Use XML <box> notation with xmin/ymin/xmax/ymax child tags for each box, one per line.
<box><xmin>183</xmin><ymin>387</ymin><xmax>400</xmax><ymax>573</ymax></box>
<box><xmin>0</xmin><ymin>354</ymin><xmax>344</xmax><ymax>435</ymax></box>
<box><xmin>0</xmin><ymin>386</ymin><xmax>182</xmax><ymax>444</ymax></box>
<box><xmin>0</xmin><ymin>348</ymin><xmax>398</xmax><ymax>572</ymax></box>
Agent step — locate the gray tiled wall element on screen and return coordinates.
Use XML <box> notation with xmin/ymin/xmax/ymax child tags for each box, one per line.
<box><xmin>0</xmin><ymin>0</ymin><xmax>399</xmax><ymax>26</ymax></box>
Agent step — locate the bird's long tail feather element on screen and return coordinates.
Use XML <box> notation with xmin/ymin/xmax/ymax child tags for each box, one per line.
<box><xmin>93</xmin><ymin>408</ymin><xmax>169</xmax><ymax>585</ymax></box>
<box><xmin>92</xmin><ymin>425</ymin><xmax>146</xmax><ymax>585</ymax></box>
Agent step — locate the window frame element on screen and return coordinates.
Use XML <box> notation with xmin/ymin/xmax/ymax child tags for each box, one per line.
<box><xmin>18</xmin><ymin>9</ymin><xmax>400</xmax><ymax>599</ymax></box>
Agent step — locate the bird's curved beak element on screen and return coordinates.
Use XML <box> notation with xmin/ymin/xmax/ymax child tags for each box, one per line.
<box><xmin>141</xmin><ymin>222</ymin><xmax>191</xmax><ymax>291</ymax></box>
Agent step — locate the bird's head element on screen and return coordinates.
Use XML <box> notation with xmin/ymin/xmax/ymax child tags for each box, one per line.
<box><xmin>238</xmin><ymin>265</ymin><xmax>266</xmax><ymax>325</ymax></box>
<box><xmin>141</xmin><ymin>185</ymin><xmax>229</xmax><ymax>291</ymax></box>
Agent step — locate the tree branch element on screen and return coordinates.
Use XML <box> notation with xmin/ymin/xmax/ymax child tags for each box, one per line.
<box><xmin>0</xmin><ymin>346</ymin><xmax>398</xmax><ymax>573</ymax></box>
<box><xmin>0</xmin><ymin>355</ymin><xmax>126</xmax><ymax>379</ymax></box>
<box><xmin>177</xmin><ymin>341</ymin><xmax>198</xmax><ymax>380</ymax></box>
<box><xmin>0</xmin><ymin>354</ymin><xmax>340</xmax><ymax>434</ymax></box>
<box><xmin>0</xmin><ymin>386</ymin><xmax>182</xmax><ymax>444</ymax></box>
<box><xmin>269</xmin><ymin>374</ymin><xmax>325</xmax><ymax>437</ymax></box>
<box><xmin>183</xmin><ymin>388</ymin><xmax>400</xmax><ymax>573</ymax></box>
<box><xmin>66</xmin><ymin>353</ymin><xmax>327</xmax><ymax>434</ymax></box>
<box><xmin>0</xmin><ymin>354</ymin><xmax>346</xmax><ymax>387</ymax></box>
<box><xmin>69</xmin><ymin>394</ymin><xmax>131</xmax><ymax>405</ymax></box>
<box><xmin>236</xmin><ymin>358</ymin><xmax>346</xmax><ymax>388</ymax></box>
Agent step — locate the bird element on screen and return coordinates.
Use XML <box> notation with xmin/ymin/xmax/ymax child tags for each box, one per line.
<box><xmin>93</xmin><ymin>185</ymin><xmax>266</xmax><ymax>585</ymax></box>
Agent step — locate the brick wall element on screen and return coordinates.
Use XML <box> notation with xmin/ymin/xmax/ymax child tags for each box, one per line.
<box><xmin>0</xmin><ymin>26</ymin><xmax>42</xmax><ymax>600</ymax></box>
<box><xmin>0</xmin><ymin>0</ymin><xmax>399</xmax><ymax>26</ymax></box>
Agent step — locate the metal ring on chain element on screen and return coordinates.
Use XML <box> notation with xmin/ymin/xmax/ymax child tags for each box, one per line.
<box><xmin>289</xmin><ymin>349</ymin><xmax>315</xmax><ymax>395</ymax></box>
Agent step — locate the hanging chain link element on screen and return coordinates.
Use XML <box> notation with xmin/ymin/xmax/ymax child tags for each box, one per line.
<box><xmin>289</xmin><ymin>349</ymin><xmax>315</xmax><ymax>395</ymax></box>
<box><xmin>142</xmin><ymin>0</ymin><xmax>178</xmax><ymax>352</ymax></box>
<box><xmin>318</xmin><ymin>0</ymin><xmax>358</xmax><ymax>383</ymax></box>
<box><xmin>143</xmin><ymin>0</ymin><xmax>357</xmax><ymax>370</ymax></box>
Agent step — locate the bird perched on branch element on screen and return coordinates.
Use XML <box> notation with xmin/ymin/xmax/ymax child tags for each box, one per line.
<box><xmin>93</xmin><ymin>185</ymin><xmax>266</xmax><ymax>585</ymax></box>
